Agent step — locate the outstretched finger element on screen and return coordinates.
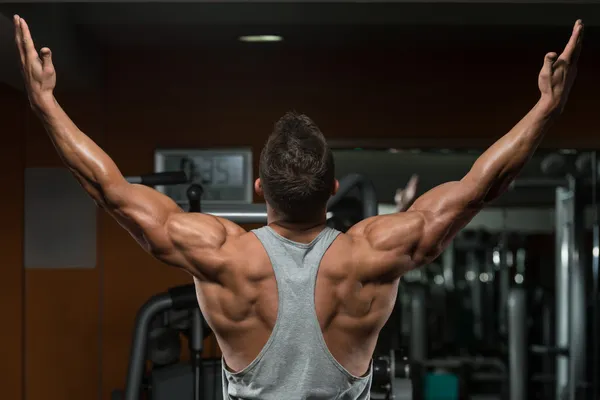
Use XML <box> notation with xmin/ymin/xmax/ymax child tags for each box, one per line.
<box><xmin>570</xmin><ymin>23</ymin><xmax>584</xmax><ymax>66</ymax></box>
<box><xmin>18</xmin><ymin>17</ymin><xmax>39</xmax><ymax>62</ymax></box>
<box><xmin>13</xmin><ymin>15</ymin><xmax>25</xmax><ymax>65</ymax></box>
<box><xmin>559</xmin><ymin>20</ymin><xmax>584</xmax><ymax>64</ymax></box>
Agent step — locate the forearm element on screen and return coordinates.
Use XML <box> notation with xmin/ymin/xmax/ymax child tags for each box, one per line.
<box><xmin>466</xmin><ymin>99</ymin><xmax>556</xmax><ymax>202</ymax></box>
<box><xmin>35</xmin><ymin>97</ymin><xmax>126</xmax><ymax>203</ymax></box>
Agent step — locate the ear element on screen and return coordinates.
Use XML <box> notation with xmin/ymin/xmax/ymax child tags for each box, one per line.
<box><xmin>332</xmin><ymin>179</ymin><xmax>339</xmax><ymax>196</ymax></box>
<box><xmin>254</xmin><ymin>178</ymin><xmax>264</xmax><ymax>197</ymax></box>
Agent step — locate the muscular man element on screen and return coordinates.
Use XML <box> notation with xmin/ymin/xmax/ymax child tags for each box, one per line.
<box><xmin>14</xmin><ymin>15</ymin><xmax>582</xmax><ymax>399</ymax></box>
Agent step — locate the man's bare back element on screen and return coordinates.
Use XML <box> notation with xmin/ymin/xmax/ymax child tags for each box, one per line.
<box><xmin>191</xmin><ymin>224</ymin><xmax>404</xmax><ymax>377</ymax></box>
<box><xmin>12</xmin><ymin>14</ymin><xmax>583</xmax><ymax>399</ymax></box>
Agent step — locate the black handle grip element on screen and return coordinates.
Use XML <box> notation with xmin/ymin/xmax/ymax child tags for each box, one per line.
<box><xmin>167</xmin><ymin>284</ymin><xmax>198</xmax><ymax>310</ymax></box>
<box><xmin>139</xmin><ymin>171</ymin><xmax>188</xmax><ymax>186</ymax></box>
<box><xmin>187</xmin><ymin>184</ymin><xmax>204</xmax><ymax>213</ymax></box>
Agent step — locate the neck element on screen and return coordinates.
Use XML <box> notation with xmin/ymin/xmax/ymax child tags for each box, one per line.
<box><xmin>266</xmin><ymin>208</ymin><xmax>327</xmax><ymax>240</ymax></box>
<box><xmin>270</xmin><ymin>219</ymin><xmax>327</xmax><ymax>232</ymax></box>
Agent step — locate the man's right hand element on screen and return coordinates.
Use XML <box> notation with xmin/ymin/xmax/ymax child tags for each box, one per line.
<box><xmin>14</xmin><ymin>15</ymin><xmax>56</xmax><ymax>110</ymax></box>
<box><xmin>395</xmin><ymin>174</ymin><xmax>419</xmax><ymax>212</ymax></box>
<box><xmin>537</xmin><ymin>19</ymin><xmax>584</xmax><ymax>115</ymax></box>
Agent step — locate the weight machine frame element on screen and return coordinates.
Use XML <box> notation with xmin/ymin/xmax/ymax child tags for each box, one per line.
<box><xmin>507</xmin><ymin>175</ymin><xmax>589</xmax><ymax>400</ymax></box>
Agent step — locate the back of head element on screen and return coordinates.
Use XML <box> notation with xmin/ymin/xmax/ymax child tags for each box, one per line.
<box><xmin>259</xmin><ymin>112</ymin><xmax>335</xmax><ymax>222</ymax></box>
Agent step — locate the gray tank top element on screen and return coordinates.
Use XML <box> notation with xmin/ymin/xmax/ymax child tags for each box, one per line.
<box><xmin>222</xmin><ymin>226</ymin><xmax>373</xmax><ymax>400</ymax></box>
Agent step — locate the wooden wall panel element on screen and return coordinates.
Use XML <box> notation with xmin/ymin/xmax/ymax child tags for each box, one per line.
<box><xmin>0</xmin><ymin>84</ymin><xmax>26</xmax><ymax>400</ymax></box>
<box><xmin>24</xmin><ymin>93</ymin><xmax>103</xmax><ymax>400</ymax></box>
<box><xmin>104</xmin><ymin>44</ymin><xmax>600</xmax><ymax>149</ymax></box>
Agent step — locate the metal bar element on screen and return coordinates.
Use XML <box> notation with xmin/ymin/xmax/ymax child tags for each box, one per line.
<box><xmin>124</xmin><ymin>293</ymin><xmax>174</xmax><ymax>400</ymax></box>
<box><xmin>442</xmin><ymin>242</ymin><xmax>455</xmax><ymax>291</ymax></box>
<box><xmin>125</xmin><ymin>171</ymin><xmax>189</xmax><ymax>186</ymax></box>
<box><xmin>569</xmin><ymin>176</ymin><xmax>587</xmax><ymax>400</ymax></box>
<box><xmin>482</xmin><ymin>249</ymin><xmax>496</xmax><ymax>345</ymax></box>
<box><xmin>508</xmin><ymin>288</ymin><xmax>527</xmax><ymax>400</ymax></box>
<box><xmin>592</xmin><ymin>152</ymin><xmax>599</xmax><ymax>400</ymax></box>
<box><xmin>497</xmin><ymin>240</ymin><xmax>510</xmax><ymax>337</ymax></box>
<box><xmin>511</xmin><ymin>178</ymin><xmax>567</xmax><ymax>189</ymax></box>
<box><xmin>190</xmin><ymin>308</ymin><xmax>203</xmax><ymax>400</ymax></box>
<box><xmin>513</xmin><ymin>177</ymin><xmax>600</xmax><ymax>191</ymax></box>
<box><xmin>530</xmin><ymin>344</ymin><xmax>569</xmax><ymax>356</ymax></box>
<box><xmin>200</xmin><ymin>173</ymin><xmax>378</xmax><ymax>224</ymax></box>
<box><xmin>470</xmin><ymin>372</ymin><xmax>505</xmax><ymax>382</ymax></box>
<box><xmin>205</xmin><ymin>204</ymin><xmax>562</xmax><ymax>230</ymax></box>
<box><xmin>541</xmin><ymin>298</ymin><xmax>555</xmax><ymax>400</ymax></box>
<box><xmin>125</xmin><ymin>176</ymin><xmax>143</xmax><ymax>184</ymax></box>
<box><xmin>555</xmin><ymin>185</ymin><xmax>572</xmax><ymax>400</ymax></box>
<box><xmin>466</xmin><ymin>251</ymin><xmax>483</xmax><ymax>340</ymax></box>
<box><xmin>203</xmin><ymin>203</ymin><xmax>268</xmax><ymax>224</ymax></box>
<box><xmin>422</xmin><ymin>357</ymin><xmax>506</xmax><ymax>371</ymax></box>
<box><xmin>409</xmin><ymin>285</ymin><xmax>427</xmax><ymax>363</ymax></box>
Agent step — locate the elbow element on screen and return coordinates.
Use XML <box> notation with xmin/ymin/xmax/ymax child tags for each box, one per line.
<box><xmin>460</xmin><ymin>176</ymin><xmax>490</xmax><ymax>208</ymax></box>
<box><xmin>411</xmin><ymin>240</ymin><xmax>444</xmax><ymax>268</ymax></box>
<box><xmin>101</xmin><ymin>181</ymin><xmax>131</xmax><ymax>208</ymax></box>
<box><xmin>465</xmin><ymin>159</ymin><xmax>523</xmax><ymax>206</ymax></box>
<box><xmin>482</xmin><ymin>175</ymin><xmax>514</xmax><ymax>204</ymax></box>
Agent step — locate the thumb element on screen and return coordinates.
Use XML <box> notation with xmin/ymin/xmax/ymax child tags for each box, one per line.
<box><xmin>406</xmin><ymin>174</ymin><xmax>418</xmax><ymax>193</ymax></box>
<box><xmin>542</xmin><ymin>52</ymin><xmax>557</xmax><ymax>71</ymax></box>
<box><xmin>544</xmin><ymin>52</ymin><xmax>557</xmax><ymax>64</ymax></box>
<box><xmin>405</xmin><ymin>183</ymin><xmax>416</xmax><ymax>203</ymax></box>
<box><xmin>395</xmin><ymin>188</ymin><xmax>404</xmax><ymax>203</ymax></box>
<box><xmin>40</xmin><ymin>47</ymin><xmax>53</xmax><ymax>68</ymax></box>
<box><xmin>539</xmin><ymin>52</ymin><xmax>557</xmax><ymax>81</ymax></box>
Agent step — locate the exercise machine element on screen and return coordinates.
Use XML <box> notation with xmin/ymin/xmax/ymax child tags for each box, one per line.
<box><xmin>125</xmin><ymin>171</ymin><xmax>189</xmax><ymax>186</ymax></box>
<box><xmin>506</xmin><ymin>151</ymin><xmax>600</xmax><ymax>400</ymax></box>
<box><xmin>113</xmin><ymin>284</ymin><xmax>217</xmax><ymax>400</ymax></box>
<box><xmin>371</xmin><ymin>349</ymin><xmax>412</xmax><ymax>400</ymax></box>
<box><xmin>115</xmin><ymin>172</ymin><xmax>217</xmax><ymax>400</ymax></box>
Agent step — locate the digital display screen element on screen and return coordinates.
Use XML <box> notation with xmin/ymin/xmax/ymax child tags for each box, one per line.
<box><xmin>155</xmin><ymin>149</ymin><xmax>252</xmax><ymax>204</ymax></box>
<box><xmin>189</xmin><ymin>155</ymin><xmax>244</xmax><ymax>187</ymax></box>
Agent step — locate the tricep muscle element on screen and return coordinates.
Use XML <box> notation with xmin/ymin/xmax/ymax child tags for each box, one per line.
<box><xmin>408</xmin><ymin>179</ymin><xmax>485</xmax><ymax>258</ymax></box>
<box><xmin>353</xmin><ymin>178</ymin><xmax>485</xmax><ymax>281</ymax></box>
<box><xmin>101</xmin><ymin>182</ymin><xmax>232</xmax><ymax>275</ymax></box>
<box><xmin>103</xmin><ymin>182</ymin><xmax>183</xmax><ymax>257</ymax></box>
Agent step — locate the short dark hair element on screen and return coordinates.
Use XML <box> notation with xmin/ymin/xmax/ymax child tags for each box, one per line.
<box><xmin>259</xmin><ymin>112</ymin><xmax>335</xmax><ymax>222</ymax></box>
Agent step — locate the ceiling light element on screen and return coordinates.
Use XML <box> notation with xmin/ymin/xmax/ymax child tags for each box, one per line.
<box><xmin>238</xmin><ymin>35</ymin><xmax>283</xmax><ymax>43</ymax></box>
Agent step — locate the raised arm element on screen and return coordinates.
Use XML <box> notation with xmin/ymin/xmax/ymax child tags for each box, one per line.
<box><xmin>13</xmin><ymin>16</ymin><xmax>244</xmax><ymax>277</ymax></box>
<box><xmin>351</xmin><ymin>20</ymin><xmax>584</xmax><ymax>280</ymax></box>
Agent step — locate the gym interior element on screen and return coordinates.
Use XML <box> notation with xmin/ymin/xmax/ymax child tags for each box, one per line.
<box><xmin>1</xmin><ymin>2</ymin><xmax>599</xmax><ymax>400</ymax></box>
